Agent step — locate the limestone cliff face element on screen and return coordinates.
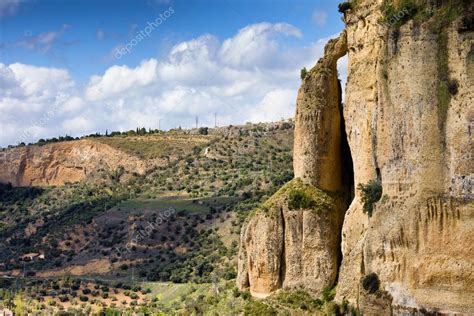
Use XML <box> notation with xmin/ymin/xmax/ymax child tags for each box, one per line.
<box><xmin>293</xmin><ymin>31</ymin><xmax>348</xmax><ymax>191</ymax></box>
<box><xmin>238</xmin><ymin>0</ymin><xmax>473</xmax><ymax>313</ymax></box>
<box><xmin>337</xmin><ymin>0</ymin><xmax>474</xmax><ymax>313</ymax></box>
<box><xmin>0</xmin><ymin>140</ymin><xmax>148</xmax><ymax>186</ymax></box>
<box><xmin>237</xmin><ymin>178</ymin><xmax>345</xmax><ymax>298</ymax></box>
<box><xmin>237</xmin><ymin>33</ymin><xmax>351</xmax><ymax>298</ymax></box>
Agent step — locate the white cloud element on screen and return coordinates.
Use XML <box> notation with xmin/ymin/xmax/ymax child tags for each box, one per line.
<box><xmin>0</xmin><ymin>64</ymin><xmax>22</xmax><ymax>98</ymax></box>
<box><xmin>312</xmin><ymin>10</ymin><xmax>328</xmax><ymax>27</ymax></box>
<box><xmin>85</xmin><ymin>59</ymin><xmax>158</xmax><ymax>101</ymax></box>
<box><xmin>219</xmin><ymin>22</ymin><xmax>302</xmax><ymax>69</ymax></box>
<box><xmin>61</xmin><ymin>96</ymin><xmax>85</xmax><ymax>113</ymax></box>
<box><xmin>248</xmin><ymin>89</ymin><xmax>296</xmax><ymax>123</ymax></box>
<box><xmin>0</xmin><ymin>0</ymin><xmax>21</xmax><ymax>18</ymax></box>
<box><xmin>7</xmin><ymin>63</ymin><xmax>74</xmax><ymax>99</ymax></box>
<box><xmin>338</xmin><ymin>55</ymin><xmax>348</xmax><ymax>98</ymax></box>
<box><xmin>0</xmin><ymin>63</ymin><xmax>77</xmax><ymax>145</ymax></box>
<box><xmin>0</xmin><ymin>23</ymin><xmax>348</xmax><ymax>147</ymax></box>
<box><xmin>61</xmin><ymin>116</ymin><xmax>93</xmax><ymax>133</ymax></box>
<box><xmin>158</xmin><ymin>35</ymin><xmax>220</xmax><ymax>84</ymax></box>
<box><xmin>13</xmin><ymin>25</ymin><xmax>71</xmax><ymax>53</ymax></box>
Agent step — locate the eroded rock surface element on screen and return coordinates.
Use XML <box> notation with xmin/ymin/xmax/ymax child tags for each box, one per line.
<box><xmin>336</xmin><ymin>0</ymin><xmax>474</xmax><ymax>313</ymax></box>
<box><xmin>238</xmin><ymin>0</ymin><xmax>473</xmax><ymax>314</ymax></box>
<box><xmin>237</xmin><ymin>178</ymin><xmax>344</xmax><ymax>298</ymax></box>
<box><xmin>293</xmin><ymin>31</ymin><xmax>348</xmax><ymax>191</ymax></box>
<box><xmin>0</xmin><ymin>140</ymin><xmax>148</xmax><ymax>186</ymax></box>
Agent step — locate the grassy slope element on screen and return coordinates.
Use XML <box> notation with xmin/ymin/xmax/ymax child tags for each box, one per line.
<box><xmin>95</xmin><ymin>134</ymin><xmax>215</xmax><ymax>160</ymax></box>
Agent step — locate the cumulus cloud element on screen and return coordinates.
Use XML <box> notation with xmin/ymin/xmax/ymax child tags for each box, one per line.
<box><xmin>338</xmin><ymin>55</ymin><xmax>348</xmax><ymax>97</ymax></box>
<box><xmin>7</xmin><ymin>63</ymin><xmax>74</xmax><ymax>99</ymax></box>
<box><xmin>0</xmin><ymin>22</ymin><xmax>348</xmax><ymax>147</ymax></box>
<box><xmin>86</xmin><ymin>59</ymin><xmax>158</xmax><ymax>101</ymax></box>
<box><xmin>159</xmin><ymin>34</ymin><xmax>220</xmax><ymax>84</ymax></box>
<box><xmin>61</xmin><ymin>116</ymin><xmax>93</xmax><ymax>133</ymax></box>
<box><xmin>248</xmin><ymin>89</ymin><xmax>296</xmax><ymax>122</ymax></box>
<box><xmin>219</xmin><ymin>22</ymin><xmax>302</xmax><ymax>69</ymax></box>
<box><xmin>0</xmin><ymin>63</ymin><xmax>76</xmax><ymax>145</ymax></box>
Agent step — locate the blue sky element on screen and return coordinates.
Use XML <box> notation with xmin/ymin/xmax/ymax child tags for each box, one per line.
<box><xmin>0</xmin><ymin>0</ymin><xmax>347</xmax><ymax>147</ymax></box>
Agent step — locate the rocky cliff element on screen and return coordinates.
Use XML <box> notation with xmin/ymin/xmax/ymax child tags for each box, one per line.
<box><xmin>238</xmin><ymin>0</ymin><xmax>473</xmax><ymax>314</ymax></box>
<box><xmin>237</xmin><ymin>178</ymin><xmax>347</xmax><ymax>298</ymax></box>
<box><xmin>237</xmin><ymin>32</ymin><xmax>353</xmax><ymax>298</ymax></box>
<box><xmin>338</xmin><ymin>0</ymin><xmax>473</xmax><ymax>313</ymax></box>
<box><xmin>0</xmin><ymin>121</ymin><xmax>292</xmax><ymax>187</ymax></box>
<box><xmin>0</xmin><ymin>140</ymin><xmax>148</xmax><ymax>186</ymax></box>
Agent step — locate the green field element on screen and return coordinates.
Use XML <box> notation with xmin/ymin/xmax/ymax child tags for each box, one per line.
<box><xmin>116</xmin><ymin>196</ymin><xmax>239</xmax><ymax>215</ymax></box>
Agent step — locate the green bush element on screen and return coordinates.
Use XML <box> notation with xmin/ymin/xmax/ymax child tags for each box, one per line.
<box><xmin>322</xmin><ymin>285</ymin><xmax>336</xmax><ymax>302</ymax></box>
<box><xmin>300</xmin><ymin>67</ymin><xmax>308</xmax><ymax>80</ymax></box>
<box><xmin>338</xmin><ymin>2</ymin><xmax>352</xmax><ymax>13</ymax></box>
<box><xmin>119</xmin><ymin>264</ymin><xmax>128</xmax><ymax>271</ymax></box>
<box><xmin>241</xmin><ymin>291</ymin><xmax>251</xmax><ymax>300</ymax></box>
<box><xmin>288</xmin><ymin>189</ymin><xmax>314</xmax><ymax>210</ymax></box>
<box><xmin>447</xmin><ymin>79</ymin><xmax>459</xmax><ymax>96</ymax></box>
<box><xmin>357</xmin><ymin>180</ymin><xmax>382</xmax><ymax>216</ymax></box>
<box><xmin>198</xmin><ymin>127</ymin><xmax>208</xmax><ymax>135</ymax></box>
<box><xmin>223</xmin><ymin>267</ymin><xmax>237</xmax><ymax>280</ymax></box>
<box><xmin>381</xmin><ymin>0</ymin><xmax>419</xmax><ymax>28</ymax></box>
<box><xmin>244</xmin><ymin>299</ymin><xmax>276</xmax><ymax>315</ymax></box>
<box><xmin>275</xmin><ymin>290</ymin><xmax>322</xmax><ymax>311</ymax></box>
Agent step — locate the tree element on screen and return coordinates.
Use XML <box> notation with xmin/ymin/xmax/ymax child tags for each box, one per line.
<box><xmin>357</xmin><ymin>180</ymin><xmax>382</xmax><ymax>216</ymax></box>
<box><xmin>300</xmin><ymin>67</ymin><xmax>308</xmax><ymax>80</ymax></box>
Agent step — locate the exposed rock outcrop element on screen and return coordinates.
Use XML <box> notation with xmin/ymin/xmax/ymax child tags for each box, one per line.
<box><xmin>0</xmin><ymin>121</ymin><xmax>292</xmax><ymax>187</ymax></box>
<box><xmin>237</xmin><ymin>178</ymin><xmax>343</xmax><ymax>298</ymax></box>
<box><xmin>238</xmin><ymin>32</ymin><xmax>351</xmax><ymax>298</ymax></box>
<box><xmin>238</xmin><ymin>0</ymin><xmax>473</xmax><ymax>314</ymax></box>
<box><xmin>336</xmin><ymin>0</ymin><xmax>474</xmax><ymax>313</ymax></box>
<box><xmin>0</xmin><ymin>140</ymin><xmax>148</xmax><ymax>186</ymax></box>
<box><xmin>293</xmin><ymin>31</ymin><xmax>348</xmax><ymax>191</ymax></box>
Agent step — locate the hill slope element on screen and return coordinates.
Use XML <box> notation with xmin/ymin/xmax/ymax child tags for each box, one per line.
<box><xmin>0</xmin><ymin>121</ymin><xmax>296</xmax><ymax>314</ymax></box>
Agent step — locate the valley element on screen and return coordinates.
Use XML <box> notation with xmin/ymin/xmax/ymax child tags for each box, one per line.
<box><xmin>0</xmin><ymin>121</ymin><xmax>304</xmax><ymax>314</ymax></box>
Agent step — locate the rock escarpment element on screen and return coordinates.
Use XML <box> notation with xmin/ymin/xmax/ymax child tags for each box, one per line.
<box><xmin>238</xmin><ymin>0</ymin><xmax>473</xmax><ymax>314</ymax></box>
<box><xmin>337</xmin><ymin>0</ymin><xmax>474</xmax><ymax>313</ymax></box>
<box><xmin>293</xmin><ymin>30</ymin><xmax>349</xmax><ymax>192</ymax></box>
<box><xmin>0</xmin><ymin>140</ymin><xmax>148</xmax><ymax>186</ymax></box>
<box><xmin>237</xmin><ymin>32</ymin><xmax>351</xmax><ymax>298</ymax></box>
<box><xmin>237</xmin><ymin>178</ymin><xmax>344</xmax><ymax>298</ymax></box>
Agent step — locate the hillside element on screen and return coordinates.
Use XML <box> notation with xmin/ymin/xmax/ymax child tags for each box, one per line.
<box><xmin>0</xmin><ymin>121</ymin><xmax>296</xmax><ymax>314</ymax></box>
<box><xmin>1</xmin><ymin>0</ymin><xmax>473</xmax><ymax>314</ymax></box>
